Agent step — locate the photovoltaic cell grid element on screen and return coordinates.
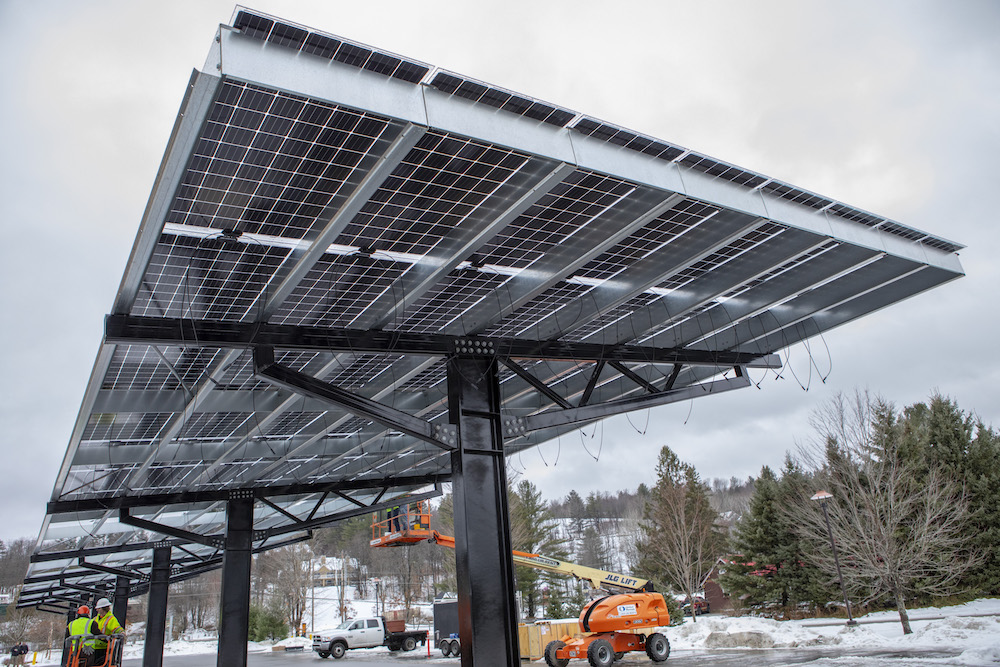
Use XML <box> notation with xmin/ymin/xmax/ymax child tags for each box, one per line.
<box><xmin>388</xmin><ymin>271</ymin><xmax>511</xmax><ymax>334</ymax></box>
<box><xmin>269</xmin><ymin>254</ymin><xmax>408</xmax><ymax>328</ymax></box>
<box><xmin>483</xmin><ymin>282</ymin><xmax>592</xmax><ymax>339</ymax></box>
<box><xmin>476</xmin><ymin>170</ymin><xmax>637</xmax><ymax>270</ymax></box>
<box><xmin>170</xmin><ymin>81</ymin><xmax>398</xmax><ymax>240</ymax></box>
<box><xmin>573</xmin><ymin>199</ymin><xmax>721</xmax><ymax>282</ymax></box>
<box><xmin>337</xmin><ymin>131</ymin><xmax>532</xmax><ymax>255</ymax></box>
<box><xmin>22</xmin><ymin>9</ymin><xmax>965</xmax><ymax>613</ymax></box>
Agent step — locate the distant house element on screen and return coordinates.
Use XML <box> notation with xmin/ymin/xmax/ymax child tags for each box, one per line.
<box><xmin>311</xmin><ymin>556</ymin><xmax>356</xmax><ymax>586</ymax></box>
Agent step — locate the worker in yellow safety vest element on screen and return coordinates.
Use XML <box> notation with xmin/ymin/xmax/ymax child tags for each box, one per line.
<box><xmin>67</xmin><ymin>605</ymin><xmax>94</xmax><ymax>662</ymax></box>
<box><xmin>89</xmin><ymin>598</ymin><xmax>124</xmax><ymax>665</ymax></box>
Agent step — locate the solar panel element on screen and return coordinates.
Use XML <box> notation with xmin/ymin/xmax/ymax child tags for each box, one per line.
<box><xmin>429</xmin><ymin>71</ymin><xmax>578</xmax><ymax>127</ymax></box>
<box><xmin>233</xmin><ymin>9</ymin><xmax>430</xmax><ymax>84</ymax></box>
<box><xmin>21</xmin><ymin>10</ymin><xmax>964</xmax><ymax>627</ymax></box>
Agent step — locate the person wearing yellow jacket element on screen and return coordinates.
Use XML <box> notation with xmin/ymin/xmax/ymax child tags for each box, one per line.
<box><xmin>67</xmin><ymin>605</ymin><xmax>94</xmax><ymax>663</ymax></box>
<box><xmin>89</xmin><ymin>598</ymin><xmax>124</xmax><ymax>666</ymax></box>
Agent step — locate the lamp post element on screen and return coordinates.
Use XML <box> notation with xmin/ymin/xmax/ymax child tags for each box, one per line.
<box><xmin>810</xmin><ymin>490</ymin><xmax>857</xmax><ymax>626</ymax></box>
<box><xmin>372</xmin><ymin>578</ymin><xmax>381</xmax><ymax>617</ymax></box>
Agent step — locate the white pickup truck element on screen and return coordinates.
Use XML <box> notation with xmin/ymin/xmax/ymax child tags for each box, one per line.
<box><xmin>312</xmin><ymin>616</ymin><xmax>427</xmax><ymax>659</ymax></box>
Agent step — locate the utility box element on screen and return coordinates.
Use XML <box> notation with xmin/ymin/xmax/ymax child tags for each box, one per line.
<box><xmin>518</xmin><ymin>620</ymin><xmax>581</xmax><ymax>661</ymax></box>
<box><xmin>433</xmin><ymin>599</ymin><xmax>460</xmax><ymax>644</ymax></box>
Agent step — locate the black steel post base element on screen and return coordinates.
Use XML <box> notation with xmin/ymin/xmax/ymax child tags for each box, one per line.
<box><xmin>217</xmin><ymin>497</ymin><xmax>254</xmax><ymax>667</ymax></box>
<box><xmin>448</xmin><ymin>354</ymin><xmax>520</xmax><ymax>667</ymax></box>
<box><xmin>143</xmin><ymin>545</ymin><xmax>172</xmax><ymax>667</ymax></box>
<box><xmin>114</xmin><ymin>574</ymin><xmax>130</xmax><ymax>627</ymax></box>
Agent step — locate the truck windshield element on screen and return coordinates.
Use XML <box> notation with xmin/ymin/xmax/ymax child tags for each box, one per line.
<box><xmin>336</xmin><ymin>620</ymin><xmax>354</xmax><ymax>629</ymax></box>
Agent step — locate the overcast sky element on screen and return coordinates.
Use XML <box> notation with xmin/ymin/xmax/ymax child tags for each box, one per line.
<box><xmin>1</xmin><ymin>1</ymin><xmax>997</xmax><ymax>544</ymax></box>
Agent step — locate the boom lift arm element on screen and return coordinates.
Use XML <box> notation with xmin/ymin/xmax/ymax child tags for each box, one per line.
<box><xmin>370</xmin><ymin>502</ymin><xmax>652</xmax><ymax>593</ymax></box>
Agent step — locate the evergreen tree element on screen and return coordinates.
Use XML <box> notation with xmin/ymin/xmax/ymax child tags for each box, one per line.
<box><xmin>509</xmin><ymin>480</ymin><xmax>568</xmax><ymax>618</ymax></box>
<box><xmin>722</xmin><ymin>466</ymin><xmax>784</xmax><ymax>608</ymax></box>
<box><xmin>965</xmin><ymin>422</ymin><xmax>1000</xmax><ymax>593</ymax></box>
<box><xmin>579</xmin><ymin>526</ymin><xmax>608</xmax><ymax>570</ymax></box>
<box><xmin>897</xmin><ymin>394</ymin><xmax>998</xmax><ymax>594</ymax></box>
<box><xmin>247</xmin><ymin>602</ymin><xmax>288</xmax><ymax>642</ymax></box>
<box><xmin>774</xmin><ymin>458</ymin><xmax>831</xmax><ymax>609</ymax></box>
<box><xmin>637</xmin><ymin>447</ymin><xmax>725</xmax><ymax>622</ymax></box>
<box><xmin>723</xmin><ymin>461</ymin><xmax>829</xmax><ymax>613</ymax></box>
<box><xmin>565</xmin><ymin>490</ymin><xmax>586</xmax><ymax>543</ymax></box>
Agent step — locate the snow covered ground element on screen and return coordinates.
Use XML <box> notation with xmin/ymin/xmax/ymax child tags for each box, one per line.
<box><xmin>30</xmin><ymin>596</ymin><xmax>1000</xmax><ymax>665</ymax></box>
<box><xmin>664</xmin><ymin>598</ymin><xmax>1000</xmax><ymax>665</ymax></box>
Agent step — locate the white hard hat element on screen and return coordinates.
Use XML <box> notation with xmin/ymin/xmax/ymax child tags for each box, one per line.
<box><xmin>96</xmin><ymin>598</ymin><xmax>112</xmax><ymax>609</ymax></box>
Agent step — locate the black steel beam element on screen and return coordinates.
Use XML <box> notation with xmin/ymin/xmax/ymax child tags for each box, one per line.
<box><xmin>25</xmin><ymin>570</ymin><xmax>118</xmax><ymax>585</ymax></box>
<box><xmin>255</xmin><ymin>346</ymin><xmax>456</xmax><ymax>451</ymax></box>
<box><xmin>578</xmin><ymin>360</ymin><xmax>606</xmax><ymax>408</ymax></box>
<box><xmin>664</xmin><ymin>363</ymin><xmax>683</xmax><ymax>391</ymax></box>
<box><xmin>333</xmin><ymin>491</ymin><xmax>366</xmax><ymax>509</ymax></box>
<box><xmin>114</xmin><ymin>575</ymin><xmax>130</xmax><ymax>626</ymax></box>
<box><xmin>144</xmin><ymin>545</ymin><xmax>171</xmax><ymax>667</ymax></box>
<box><xmin>217</xmin><ymin>497</ymin><xmax>254</xmax><ymax>667</ymax></box>
<box><xmin>47</xmin><ymin>472</ymin><xmax>449</xmax><ymax>514</ymax></box>
<box><xmin>36</xmin><ymin>604</ymin><xmax>69</xmax><ymax>615</ymax></box>
<box><xmin>259</xmin><ymin>497</ymin><xmax>304</xmax><ymax>525</ymax></box>
<box><xmin>608</xmin><ymin>360</ymin><xmax>660</xmax><ymax>394</ymax></box>
<box><xmin>517</xmin><ymin>372</ymin><xmax>751</xmax><ymax>433</ymax></box>
<box><xmin>77</xmin><ymin>559</ymin><xmax>148</xmax><ymax>582</ymax></box>
<box><xmin>60</xmin><ymin>579</ymin><xmax>110</xmax><ymax>597</ymax></box>
<box><xmin>32</xmin><ymin>538</ymin><xmax>188</xmax><ymax>563</ymax></box>
<box><xmin>499</xmin><ymin>358</ymin><xmax>573</xmax><ymax>409</ymax></box>
<box><xmin>119</xmin><ymin>508</ymin><xmax>221</xmax><ymax>548</ymax></box>
<box><xmin>106</xmin><ymin>314</ymin><xmax>779</xmax><ymax>367</ymax></box>
<box><xmin>256</xmin><ymin>489</ymin><xmax>439</xmax><ymax>541</ymax></box>
<box><xmin>448</xmin><ymin>354</ymin><xmax>520</xmax><ymax>667</ymax></box>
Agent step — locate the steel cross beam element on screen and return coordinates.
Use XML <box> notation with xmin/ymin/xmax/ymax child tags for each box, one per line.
<box><xmin>119</xmin><ymin>508</ymin><xmax>223</xmax><ymax>549</ymax></box>
<box><xmin>115</xmin><ymin>490</ymin><xmax>440</xmax><ymax>555</ymax></box>
<box><xmin>31</xmin><ymin>538</ymin><xmax>189</xmax><ymax>563</ymax></box>
<box><xmin>104</xmin><ymin>314</ymin><xmax>779</xmax><ymax>368</ymax></box>
<box><xmin>77</xmin><ymin>559</ymin><xmax>149</xmax><ymax>582</ymax></box>
<box><xmin>507</xmin><ymin>369</ymin><xmax>752</xmax><ymax>436</ymax></box>
<box><xmin>47</xmin><ymin>472</ymin><xmax>449</xmax><ymax>514</ymax></box>
<box><xmin>254</xmin><ymin>346</ymin><xmax>458</xmax><ymax>450</ymax></box>
<box><xmin>59</xmin><ymin>579</ymin><xmax>111</xmax><ymax>597</ymax></box>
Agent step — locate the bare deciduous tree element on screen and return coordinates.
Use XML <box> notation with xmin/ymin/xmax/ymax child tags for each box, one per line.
<box><xmin>638</xmin><ymin>447</ymin><xmax>725</xmax><ymax>622</ymax></box>
<box><xmin>790</xmin><ymin>390</ymin><xmax>980</xmax><ymax>634</ymax></box>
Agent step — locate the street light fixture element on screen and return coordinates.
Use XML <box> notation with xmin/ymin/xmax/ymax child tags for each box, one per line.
<box><xmin>810</xmin><ymin>490</ymin><xmax>857</xmax><ymax>627</ymax></box>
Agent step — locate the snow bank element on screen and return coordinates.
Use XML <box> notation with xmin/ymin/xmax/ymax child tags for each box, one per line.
<box><xmin>662</xmin><ymin>599</ymin><xmax>1000</xmax><ymax>661</ymax></box>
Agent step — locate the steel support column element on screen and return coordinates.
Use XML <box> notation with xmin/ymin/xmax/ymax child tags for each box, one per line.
<box><xmin>114</xmin><ymin>575</ymin><xmax>130</xmax><ymax>626</ymax></box>
<box><xmin>447</xmin><ymin>354</ymin><xmax>519</xmax><ymax>667</ymax></box>
<box><xmin>143</xmin><ymin>546</ymin><xmax>171</xmax><ymax>667</ymax></box>
<box><xmin>217</xmin><ymin>496</ymin><xmax>254</xmax><ymax>667</ymax></box>
<box><xmin>60</xmin><ymin>607</ymin><xmax>74</xmax><ymax>667</ymax></box>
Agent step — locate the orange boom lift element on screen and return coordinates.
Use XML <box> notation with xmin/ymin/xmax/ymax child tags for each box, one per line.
<box><xmin>371</xmin><ymin>502</ymin><xmax>671</xmax><ymax>666</ymax></box>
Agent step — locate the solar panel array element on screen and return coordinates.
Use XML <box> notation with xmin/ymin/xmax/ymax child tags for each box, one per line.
<box><xmin>21</xmin><ymin>9</ymin><xmax>964</xmax><ymax>611</ymax></box>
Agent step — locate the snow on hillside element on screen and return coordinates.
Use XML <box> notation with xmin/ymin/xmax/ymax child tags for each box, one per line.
<box><xmin>549</xmin><ymin>517</ymin><xmax>636</xmax><ymax>575</ymax></box>
<box><xmin>305</xmin><ymin>584</ymin><xmax>433</xmax><ymax>633</ymax></box>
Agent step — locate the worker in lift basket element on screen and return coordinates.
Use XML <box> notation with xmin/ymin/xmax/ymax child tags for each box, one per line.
<box><xmin>89</xmin><ymin>598</ymin><xmax>125</xmax><ymax>666</ymax></box>
<box><xmin>67</xmin><ymin>605</ymin><xmax>94</xmax><ymax>664</ymax></box>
